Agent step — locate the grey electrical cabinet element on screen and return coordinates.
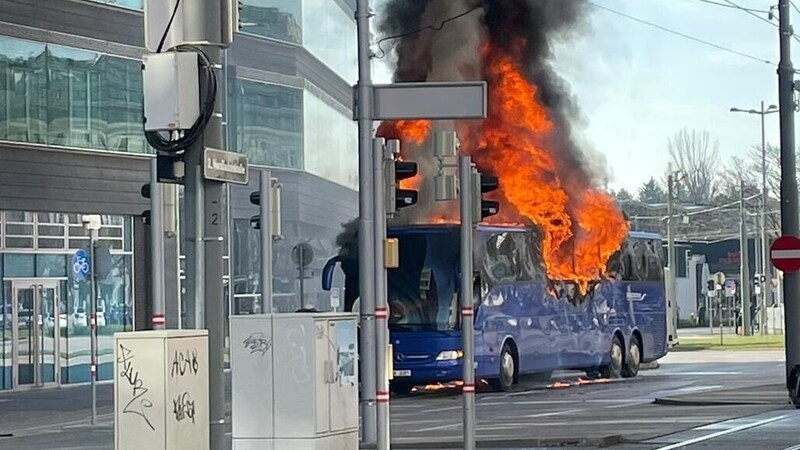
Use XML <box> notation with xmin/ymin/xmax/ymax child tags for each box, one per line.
<box><xmin>230</xmin><ymin>313</ymin><xmax>359</xmax><ymax>450</ymax></box>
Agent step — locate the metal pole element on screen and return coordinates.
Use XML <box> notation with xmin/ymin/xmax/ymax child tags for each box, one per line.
<box><xmin>373</xmin><ymin>138</ymin><xmax>390</xmax><ymax>450</ymax></box>
<box><xmin>761</xmin><ymin>101</ymin><xmax>772</xmax><ymax>334</ymax></box>
<box><xmin>667</xmin><ymin>172</ymin><xmax>678</xmax><ymax>336</ymax></box>
<box><xmin>740</xmin><ymin>181</ymin><xmax>752</xmax><ymax>336</ymax></box>
<box><xmin>755</xmin><ymin>210</ymin><xmax>763</xmax><ymax>333</ymax></box>
<box><xmin>459</xmin><ymin>156</ymin><xmax>476</xmax><ymax>450</ymax></box>
<box><xmin>33</xmin><ymin>285</ymin><xmax>41</xmax><ymax>388</ymax></box>
<box><xmin>90</xmin><ymin>231</ymin><xmax>98</xmax><ymax>425</ymax></box>
<box><xmin>260</xmin><ymin>170</ymin><xmax>273</xmax><ymax>314</ymax></box>
<box><xmin>778</xmin><ymin>0</ymin><xmax>800</xmax><ymax>404</ymax></box>
<box><xmin>151</xmin><ymin>158</ymin><xmax>166</xmax><ymax>329</ymax></box>
<box><xmin>185</xmin><ymin>163</ymin><xmax>205</xmax><ymax>329</ymax></box>
<box><xmin>299</xmin><ymin>250</ymin><xmax>305</xmax><ymax>309</ymax></box>
<box><xmin>356</xmin><ymin>0</ymin><xmax>377</xmax><ymax>443</ymax></box>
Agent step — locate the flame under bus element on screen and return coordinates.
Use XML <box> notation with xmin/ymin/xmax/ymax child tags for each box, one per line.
<box><xmin>321</xmin><ymin>224</ymin><xmax>668</xmax><ymax>394</ymax></box>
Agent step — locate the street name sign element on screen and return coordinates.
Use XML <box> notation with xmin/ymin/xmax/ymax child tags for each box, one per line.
<box><xmin>203</xmin><ymin>148</ymin><xmax>249</xmax><ymax>184</ymax></box>
<box><xmin>369</xmin><ymin>81</ymin><xmax>488</xmax><ymax>120</ymax></box>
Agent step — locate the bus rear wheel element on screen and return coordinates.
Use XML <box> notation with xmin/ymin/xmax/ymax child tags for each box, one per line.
<box><xmin>600</xmin><ymin>335</ymin><xmax>624</xmax><ymax>379</ymax></box>
<box><xmin>622</xmin><ymin>336</ymin><xmax>642</xmax><ymax>378</ymax></box>
<box><xmin>490</xmin><ymin>343</ymin><xmax>516</xmax><ymax>392</ymax></box>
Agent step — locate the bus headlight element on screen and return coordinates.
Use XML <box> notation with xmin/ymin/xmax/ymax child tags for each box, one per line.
<box><xmin>435</xmin><ymin>350</ymin><xmax>464</xmax><ymax>361</ymax></box>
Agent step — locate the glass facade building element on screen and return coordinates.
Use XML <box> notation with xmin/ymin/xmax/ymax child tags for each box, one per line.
<box><xmin>0</xmin><ymin>0</ymin><xmax>358</xmax><ymax>390</ymax></box>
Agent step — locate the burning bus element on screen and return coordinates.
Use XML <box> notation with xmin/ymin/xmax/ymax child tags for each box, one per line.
<box><xmin>320</xmin><ymin>0</ymin><xmax>668</xmax><ymax>392</ymax></box>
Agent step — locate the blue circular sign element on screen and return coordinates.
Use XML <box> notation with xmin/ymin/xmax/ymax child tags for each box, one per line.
<box><xmin>72</xmin><ymin>249</ymin><xmax>91</xmax><ymax>282</ymax></box>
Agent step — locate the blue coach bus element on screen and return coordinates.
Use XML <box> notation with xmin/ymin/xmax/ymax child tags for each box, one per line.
<box><xmin>322</xmin><ymin>224</ymin><xmax>668</xmax><ymax>394</ymax></box>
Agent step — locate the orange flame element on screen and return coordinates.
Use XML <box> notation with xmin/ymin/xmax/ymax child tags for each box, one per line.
<box><xmin>377</xmin><ymin>120</ymin><xmax>431</xmax><ymax>145</ymax></box>
<box><xmin>463</xmin><ymin>41</ymin><xmax>628</xmax><ymax>287</ymax></box>
<box><xmin>381</xmin><ymin>40</ymin><xmax>627</xmax><ymax>288</ymax></box>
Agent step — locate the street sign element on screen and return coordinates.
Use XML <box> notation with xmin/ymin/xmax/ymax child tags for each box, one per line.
<box><xmin>292</xmin><ymin>243</ymin><xmax>314</xmax><ymax>268</ymax></box>
<box><xmin>724</xmin><ymin>279</ymin><xmax>736</xmax><ymax>297</ymax></box>
<box><xmin>714</xmin><ymin>271</ymin><xmax>726</xmax><ymax>288</ymax></box>
<box><xmin>203</xmin><ymin>148</ymin><xmax>249</xmax><ymax>184</ymax></box>
<box><xmin>770</xmin><ymin>235</ymin><xmax>800</xmax><ymax>272</ymax></box>
<box><xmin>370</xmin><ymin>82</ymin><xmax>488</xmax><ymax>120</ymax></box>
<box><xmin>72</xmin><ymin>249</ymin><xmax>91</xmax><ymax>282</ymax></box>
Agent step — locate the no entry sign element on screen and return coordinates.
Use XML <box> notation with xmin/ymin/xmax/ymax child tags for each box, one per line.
<box><xmin>770</xmin><ymin>235</ymin><xmax>800</xmax><ymax>272</ymax></box>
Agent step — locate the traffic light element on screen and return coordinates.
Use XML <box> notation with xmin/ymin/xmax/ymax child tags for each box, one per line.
<box><xmin>479</xmin><ymin>174</ymin><xmax>500</xmax><ymax>219</ymax></box>
<box><xmin>249</xmin><ymin>176</ymin><xmax>282</xmax><ymax>237</ymax></box>
<box><xmin>141</xmin><ymin>183</ymin><xmax>152</xmax><ymax>225</ymax></box>
<box><xmin>385</xmin><ymin>156</ymin><xmax>418</xmax><ymax>215</ymax></box>
<box><xmin>470</xmin><ymin>169</ymin><xmax>499</xmax><ymax>222</ymax></box>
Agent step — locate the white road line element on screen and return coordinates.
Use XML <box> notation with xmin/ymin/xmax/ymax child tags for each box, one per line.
<box><xmin>654</xmin><ymin>414</ymin><xmax>789</xmax><ymax>450</ymax></box>
<box><xmin>779</xmin><ymin>444</ymin><xmax>800</xmax><ymax>450</ymax></box>
<box><xmin>522</xmin><ymin>407</ymin><xmax>584</xmax><ymax>419</ymax></box>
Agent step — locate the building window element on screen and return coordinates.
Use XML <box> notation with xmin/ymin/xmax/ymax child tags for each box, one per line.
<box><xmin>0</xmin><ymin>35</ymin><xmax>148</xmax><ymax>154</ymax></box>
<box><xmin>230</xmin><ymin>79</ymin><xmax>303</xmax><ymax>168</ymax></box>
<box><xmin>239</xmin><ymin>1</ymin><xmax>303</xmax><ymax>45</ymax></box>
<box><xmin>85</xmin><ymin>0</ymin><xmax>143</xmax><ymax>9</ymax></box>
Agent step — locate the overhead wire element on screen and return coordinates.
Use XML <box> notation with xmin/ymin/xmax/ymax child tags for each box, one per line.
<box><xmin>373</xmin><ymin>4</ymin><xmax>483</xmax><ymax>59</ymax></box>
<box><xmin>589</xmin><ymin>2</ymin><xmax>776</xmax><ymax>66</ymax></box>
<box><xmin>695</xmin><ymin>0</ymin><xmax>770</xmax><ymax>14</ymax></box>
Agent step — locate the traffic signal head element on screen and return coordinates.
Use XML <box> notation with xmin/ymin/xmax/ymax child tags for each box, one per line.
<box><xmin>385</xmin><ymin>155</ymin><xmax>418</xmax><ymax>215</ymax></box>
<box><xmin>141</xmin><ymin>183</ymin><xmax>151</xmax><ymax>225</ymax></box>
<box><xmin>395</xmin><ymin>161</ymin><xmax>418</xmax><ymax>210</ymax></box>
<box><xmin>480</xmin><ymin>174</ymin><xmax>500</xmax><ymax>219</ymax></box>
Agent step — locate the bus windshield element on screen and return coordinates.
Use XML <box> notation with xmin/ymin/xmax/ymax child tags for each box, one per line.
<box><xmin>387</xmin><ymin>229</ymin><xmax>460</xmax><ymax>332</ymax></box>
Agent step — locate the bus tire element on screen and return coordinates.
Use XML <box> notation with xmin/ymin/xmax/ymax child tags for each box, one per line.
<box><xmin>622</xmin><ymin>335</ymin><xmax>642</xmax><ymax>378</ymax></box>
<box><xmin>391</xmin><ymin>382</ymin><xmax>414</xmax><ymax>396</ymax></box>
<box><xmin>490</xmin><ymin>342</ymin><xmax>516</xmax><ymax>392</ymax></box>
<box><xmin>600</xmin><ymin>335</ymin><xmax>624</xmax><ymax>379</ymax></box>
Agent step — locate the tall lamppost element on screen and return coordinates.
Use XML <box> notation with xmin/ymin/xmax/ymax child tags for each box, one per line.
<box><xmin>731</xmin><ymin>102</ymin><xmax>778</xmax><ymax>334</ymax></box>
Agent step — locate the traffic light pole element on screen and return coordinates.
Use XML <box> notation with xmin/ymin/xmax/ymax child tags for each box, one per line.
<box><xmin>778</xmin><ymin>0</ymin><xmax>800</xmax><ymax>404</ymax></box>
<box><xmin>260</xmin><ymin>170</ymin><xmax>274</xmax><ymax>314</ymax></box>
<box><xmin>373</xmin><ymin>138</ymin><xmax>390</xmax><ymax>450</ymax></box>
<box><xmin>150</xmin><ymin>158</ymin><xmax>166</xmax><ymax>329</ymax></box>
<box><xmin>355</xmin><ymin>0</ymin><xmax>377</xmax><ymax>443</ymax></box>
<box><xmin>740</xmin><ymin>181</ymin><xmax>752</xmax><ymax>336</ymax></box>
<box><xmin>667</xmin><ymin>172</ymin><xmax>678</xmax><ymax>337</ymax></box>
<box><xmin>459</xmin><ymin>156</ymin><xmax>476</xmax><ymax>450</ymax></box>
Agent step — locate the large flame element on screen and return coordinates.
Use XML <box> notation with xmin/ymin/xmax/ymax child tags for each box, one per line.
<box><xmin>379</xmin><ymin>40</ymin><xmax>628</xmax><ymax>288</ymax></box>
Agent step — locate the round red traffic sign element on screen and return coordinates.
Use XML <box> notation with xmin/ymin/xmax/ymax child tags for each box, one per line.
<box><xmin>770</xmin><ymin>235</ymin><xmax>800</xmax><ymax>272</ymax></box>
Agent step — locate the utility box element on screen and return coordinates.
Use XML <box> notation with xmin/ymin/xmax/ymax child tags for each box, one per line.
<box><xmin>114</xmin><ymin>330</ymin><xmax>209</xmax><ymax>450</ymax></box>
<box><xmin>142</xmin><ymin>52</ymin><xmax>200</xmax><ymax>131</ymax></box>
<box><xmin>231</xmin><ymin>313</ymin><xmax>359</xmax><ymax>450</ymax></box>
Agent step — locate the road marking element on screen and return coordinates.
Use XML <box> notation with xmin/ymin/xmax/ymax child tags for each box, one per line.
<box><xmin>522</xmin><ymin>407</ymin><xmax>584</xmax><ymax>419</ymax></box>
<box><xmin>663</xmin><ymin>372</ymin><xmax>742</xmax><ymax>376</ymax></box>
<box><xmin>654</xmin><ymin>414</ymin><xmax>789</xmax><ymax>450</ymax></box>
<box><xmin>779</xmin><ymin>444</ymin><xmax>800</xmax><ymax>450</ymax></box>
<box><xmin>412</xmin><ymin>422</ymin><xmax>460</xmax><ymax>433</ymax></box>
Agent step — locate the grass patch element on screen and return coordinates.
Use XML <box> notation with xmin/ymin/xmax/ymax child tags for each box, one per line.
<box><xmin>675</xmin><ymin>334</ymin><xmax>786</xmax><ymax>351</ymax></box>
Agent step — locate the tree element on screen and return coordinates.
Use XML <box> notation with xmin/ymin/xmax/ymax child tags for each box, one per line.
<box><xmin>638</xmin><ymin>177</ymin><xmax>667</xmax><ymax>204</ymax></box>
<box><xmin>615</xmin><ymin>188</ymin><xmax>634</xmax><ymax>202</ymax></box>
<box><xmin>716</xmin><ymin>156</ymin><xmax>758</xmax><ymax>202</ymax></box>
<box><xmin>668</xmin><ymin>129</ymin><xmax>720</xmax><ymax>204</ymax></box>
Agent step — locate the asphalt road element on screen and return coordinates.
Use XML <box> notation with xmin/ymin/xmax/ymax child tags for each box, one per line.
<box><xmin>0</xmin><ymin>349</ymin><xmax>797</xmax><ymax>449</ymax></box>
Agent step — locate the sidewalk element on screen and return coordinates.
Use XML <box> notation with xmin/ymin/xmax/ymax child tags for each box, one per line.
<box><xmin>654</xmin><ymin>383</ymin><xmax>790</xmax><ymax>406</ymax></box>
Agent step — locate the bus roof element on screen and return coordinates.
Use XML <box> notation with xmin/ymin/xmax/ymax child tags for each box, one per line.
<box><xmin>629</xmin><ymin>230</ymin><xmax>663</xmax><ymax>240</ymax></box>
<box><xmin>388</xmin><ymin>224</ymin><xmax>662</xmax><ymax>240</ymax></box>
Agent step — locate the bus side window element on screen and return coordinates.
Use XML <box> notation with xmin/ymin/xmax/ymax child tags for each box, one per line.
<box><xmin>646</xmin><ymin>240</ymin><xmax>664</xmax><ymax>281</ymax></box>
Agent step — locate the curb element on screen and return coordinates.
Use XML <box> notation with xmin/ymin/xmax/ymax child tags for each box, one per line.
<box><xmin>641</xmin><ymin>361</ymin><xmax>660</xmax><ymax>370</ymax></box>
<box><xmin>653</xmin><ymin>397</ymin><xmax>787</xmax><ymax>406</ymax></box>
<box><xmin>361</xmin><ymin>434</ymin><xmax>625</xmax><ymax>449</ymax></box>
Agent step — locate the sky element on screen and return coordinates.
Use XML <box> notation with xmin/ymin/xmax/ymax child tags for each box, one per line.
<box><xmin>373</xmin><ymin>0</ymin><xmax>785</xmax><ymax>193</ymax></box>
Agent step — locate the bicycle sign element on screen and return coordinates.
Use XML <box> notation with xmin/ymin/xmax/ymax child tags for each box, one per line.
<box><xmin>72</xmin><ymin>249</ymin><xmax>91</xmax><ymax>282</ymax></box>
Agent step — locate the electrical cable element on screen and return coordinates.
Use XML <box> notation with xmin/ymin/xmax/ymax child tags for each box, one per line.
<box><xmin>695</xmin><ymin>0</ymin><xmax>770</xmax><ymax>13</ymax></box>
<box><xmin>792</xmin><ymin>1</ymin><xmax>800</xmax><ymax>16</ymax></box>
<box><xmin>144</xmin><ymin>45</ymin><xmax>217</xmax><ymax>153</ymax></box>
<box><xmin>720</xmin><ymin>0</ymin><xmax>777</xmax><ymax>28</ymax></box>
<box><xmin>373</xmin><ymin>4</ymin><xmax>483</xmax><ymax>59</ymax></box>
<box><xmin>590</xmin><ymin>2</ymin><xmax>776</xmax><ymax>66</ymax></box>
<box><xmin>157</xmin><ymin>0</ymin><xmax>182</xmax><ymax>53</ymax></box>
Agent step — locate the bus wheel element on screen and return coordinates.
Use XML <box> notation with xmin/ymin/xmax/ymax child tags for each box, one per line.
<box><xmin>391</xmin><ymin>382</ymin><xmax>414</xmax><ymax>396</ymax></box>
<box><xmin>622</xmin><ymin>336</ymin><xmax>642</xmax><ymax>378</ymax></box>
<box><xmin>600</xmin><ymin>335</ymin><xmax>624</xmax><ymax>379</ymax></box>
<box><xmin>490</xmin><ymin>343</ymin><xmax>516</xmax><ymax>392</ymax></box>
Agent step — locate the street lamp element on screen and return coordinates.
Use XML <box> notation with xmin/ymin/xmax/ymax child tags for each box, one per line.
<box><xmin>730</xmin><ymin>101</ymin><xmax>778</xmax><ymax>335</ymax></box>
